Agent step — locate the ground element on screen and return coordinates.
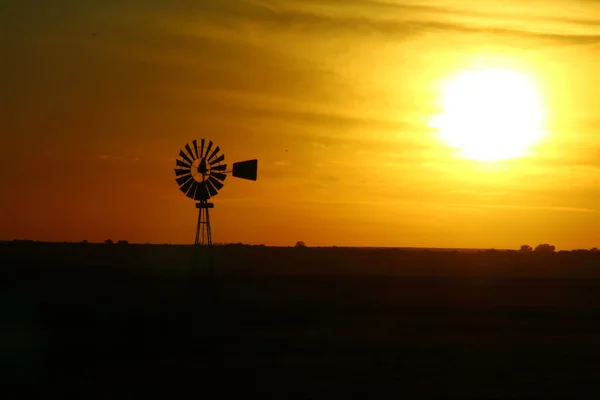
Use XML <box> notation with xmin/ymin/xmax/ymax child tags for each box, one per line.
<box><xmin>3</xmin><ymin>243</ymin><xmax>600</xmax><ymax>398</ymax></box>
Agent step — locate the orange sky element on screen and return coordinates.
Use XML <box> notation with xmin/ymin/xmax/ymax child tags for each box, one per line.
<box><xmin>2</xmin><ymin>0</ymin><xmax>600</xmax><ymax>249</ymax></box>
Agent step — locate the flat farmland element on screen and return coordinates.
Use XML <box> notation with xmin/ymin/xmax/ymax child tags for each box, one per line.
<box><xmin>3</xmin><ymin>243</ymin><xmax>600</xmax><ymax>398</ymax></box>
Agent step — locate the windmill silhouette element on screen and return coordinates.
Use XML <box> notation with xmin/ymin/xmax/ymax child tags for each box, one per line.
<box><xmin>174</xmin><ymin>139</ymin><xmax>257</xmax><ymax>245</ymax></box>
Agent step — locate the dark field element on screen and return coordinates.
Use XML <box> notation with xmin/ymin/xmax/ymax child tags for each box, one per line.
<box><xmin>4</xmin><ymin>242</ymin><xmax>600</xmax><ymax>398</ymax></box>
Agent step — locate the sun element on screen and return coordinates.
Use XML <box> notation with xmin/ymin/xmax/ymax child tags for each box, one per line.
<box><xmin>430</xmin><ymin>68</ymin><xmax>546</xmax><ymax>162</ymax></box>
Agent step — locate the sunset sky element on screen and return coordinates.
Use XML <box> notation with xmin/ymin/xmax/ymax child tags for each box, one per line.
<box><xmin>2</xmin><ymin>0</ymin><xmax>600</xmax><ymax>248</ymax></box>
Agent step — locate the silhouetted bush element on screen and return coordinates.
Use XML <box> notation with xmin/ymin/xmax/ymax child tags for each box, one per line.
<box><xmin>295</xmin><ymin>241</ymin><xmax>306</xmax><ymax>248</ymax></box>
<box><xmin>104</xmin><ymin>239</ymin><xmax>114</xmax><ymax>245</ymax></box>
<box><xmin>519</xmin><ymin>245</ymin><xmax>533</xmax><ymax>253</ymax></box>
<box><xmin>534</xmin><ymin>244</ymin><xmax>556</xmax><ymax>253</ymax></box>
<box><xmin>117</xmin><ymin>240</ymin><xmax>129</xmax><ymax>245</ymax></box>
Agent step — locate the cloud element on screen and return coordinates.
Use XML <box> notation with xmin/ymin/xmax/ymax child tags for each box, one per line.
<box><xmin>531</xmin><ymin>153</ymin><xmax>600</xmax><ymax>170</ymax></box>
<box><xmin>222</xmin><ymin>1</ymin><xmax>600</xmax><ymax>48</ymax></box>
<box><xmin>11</xmin><ymin>1</ymin><xmax>600</xmax><ymax>55</ymax></box>
<box><xmin>441</xmin><ymin>202</ymin><xmax>599</xmax><ymax>213</ymax></box>
<box><xmin>196</xmin><ymin>93</ymin><xmax>417</xmax><ymax>131</ymax></box>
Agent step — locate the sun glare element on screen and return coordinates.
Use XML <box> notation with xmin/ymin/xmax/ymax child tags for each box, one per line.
<box><xmin>430</xmin><ymin>68</ymin><xmax>546</xmax><ymax>162</ymax></box>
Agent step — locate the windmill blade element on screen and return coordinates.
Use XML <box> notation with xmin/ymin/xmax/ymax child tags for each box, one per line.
<box><xmin>232</xmin><ymin>159</ymin><xmax>258</xmax><ymax>181</ymax></box>
<box><xmin>176</xmin><ymin>174</ymin><xmax>192</xmax><ymax>186</ymax></box>
<box><xmin>207</xmin><ymin>145</ymin><xmax>220</xmax><ymax>162</ymax></box>
<box><xmin>179</xmin><ymin>150</ymin><xmax>193</xmax><ymax>165</ymax></box>
<box><xmin>174</xmin><ymin>168</ymin><xmax>189</xmax><ymax>176</ymax></box>
<box><xmin>206</xmin><ymin>141</ymin><xmax>214</xmax><ymax>160</ymax></box>
<box><xmin>180</xmin><ymin>177</ymin><xmax>195</xmax><ymax>194</ymax></box>
<box><xmin>208</xmin><ymin>176</ymin><xmax>224</xmax><ymax>190</ymax></box>
<box><xmin>209</xmin><ymin>153</ymin><xmax>225</xmax><ymax>166</ymax></box>
<box><xmin>194</xmin><ymin>182</ymin><xmax>210</xmax><ymax>201</ymax></box>
<box><xmin>185</xmin><ymin>143</ymin><xmax>196</xmax><ymax>161</ymax></box>
<box><xmin>192</xmin><ymin>139</ymin><xmax>199</xmax><ymax>158</ymax></box>
<box><xmin>200</xmin><ymin>139</ymin><xmax>206</xmax><ymax>157</ymax></box>
<box><xmin>176</xmin><ymin>159</ymin><xmax>192</xmax><ymax>169</ymax></box>
<box><xmin>186</xmin><ymin>180</ymin><xmax>198</xmax><ymax>198</ymax></box>
<box><xmin>211</xmin><ymin>164</ymin><xmax>227</xmax><ymax>171</ymax></box>
<box><xmin>210</xmin><ymin>172</ymin><xmax>227</xmax><ymax>182</ymax></box>
<box><xmin>205</xmin><ymin>179</ymin><xmax>219</xmax><ymax>197</ymax></box>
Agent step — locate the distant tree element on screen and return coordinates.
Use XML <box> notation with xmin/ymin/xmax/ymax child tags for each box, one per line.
<box><xmin>591</xmin><ymin>248</ymin><xmax>599</xmax><ymax>253</ymax></box>
<box><xmin>295</xmin><ymin>241</ymin><xmax>306</xmax><ymax>248</ymax></box>
<box><xmin>519</xmin><ymin>245</ymin><xmax>533</xmax><ymax>253</ymax></box>
<box><xmin>104</xmin><ymin>239</ymin><xmax>114</xmax><ymax>245</ymax></box>
<box><xmin>81</xmin><ymin>240</ymin><xmax>88</xmax><ymax>244</ymax></box>
<box><xmin>534</xmin><ymin>244</ymin><xmax>556</xmax><ymax>253</ymax></box>
<box><xmin>117</xmin><ymin>240</ymin><xmax>129</xmax><ymax>245</ymax></box>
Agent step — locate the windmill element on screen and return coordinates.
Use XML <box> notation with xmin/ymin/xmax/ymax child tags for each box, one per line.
<box><xmin>174</xmin><ymin>139</ymin><xmax>257</xmax><ymax>246</ymax></box>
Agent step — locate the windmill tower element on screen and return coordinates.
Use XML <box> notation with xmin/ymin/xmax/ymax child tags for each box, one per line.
<box><xmin>174</xmin><ymin>139</ymin><xmax>257</xmax><ymax>245</ymax></box>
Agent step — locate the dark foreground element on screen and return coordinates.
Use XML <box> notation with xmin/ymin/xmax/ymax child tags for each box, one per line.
<box><xmin>4</xmin><ymin>242</ymin><xmax>600</xmax><ymax>398</ymax></box>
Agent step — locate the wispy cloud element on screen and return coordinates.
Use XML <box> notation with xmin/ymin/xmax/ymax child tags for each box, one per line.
<box><xmin>154</xmin><ymin>0</ymin><xmax>600</xmax><ymax>49</ymax></box>
<box><xmin>238</xmin><ymin>0</ymin><xmax>600</xmax><ymax>43</ymax></box>
<box><xmin>442</xmin><ymin>202</ymin><xmax>598</xmax><ymax>213</ymax></box>
<box><xmin>193</xmin><ymin>91</ymin><xmax>419</xmax><ymax>132</ymax></box>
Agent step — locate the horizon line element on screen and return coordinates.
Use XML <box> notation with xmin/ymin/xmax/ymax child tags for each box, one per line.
<box><xmin>3</xmin><ymin>239</ymin><xmax>599</xmax><ymax>252</ymax></box>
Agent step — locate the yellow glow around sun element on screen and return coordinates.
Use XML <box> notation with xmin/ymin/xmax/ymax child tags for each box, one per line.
<box><xmin>430</xmin><ymin>68</ymin><xmax>546</xmax><ymax>162</ymax></box>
